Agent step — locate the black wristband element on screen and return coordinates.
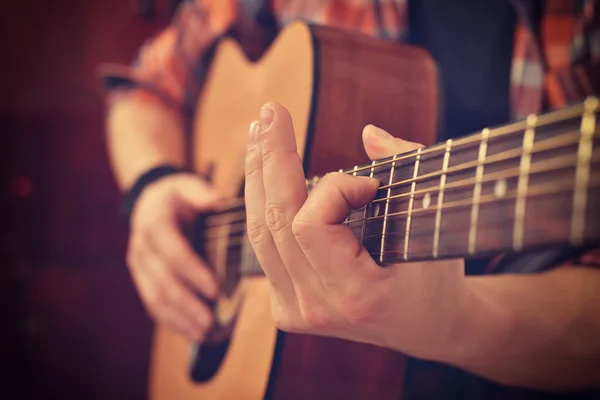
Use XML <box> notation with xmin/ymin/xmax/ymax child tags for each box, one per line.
<box><xmin>121</xmin><ymin>164</ymin><xmax>185</xmax><ymax>224</ymax></box>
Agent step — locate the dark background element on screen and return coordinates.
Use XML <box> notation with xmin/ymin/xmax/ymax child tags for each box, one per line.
<box><xmin>1</xmin><ymin>1</ymin><xmax>179</xmax><ymax>398</ymax></box>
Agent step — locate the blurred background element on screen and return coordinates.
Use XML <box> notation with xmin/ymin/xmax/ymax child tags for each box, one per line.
<box><xmin>1</xmin><ymin>1</ymin><xmax>182</xmax><ymax>398</ymax></box>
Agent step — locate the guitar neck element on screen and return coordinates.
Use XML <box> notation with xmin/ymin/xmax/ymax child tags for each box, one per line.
<box><xmin>202</xmin><ymin>97</ymin><xmax>599</xmax><ymax>275</ymax></box>
<box><xmin>337</xmin><ymin>97</ymin><xmax>600</xmax><ymax>264</ymax></box>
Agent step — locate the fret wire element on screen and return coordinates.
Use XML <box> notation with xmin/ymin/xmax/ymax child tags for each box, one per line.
<box><xmin>433</xmin><ymin>139</ymin><xmax>452</xmax><ymax>258</ymax></box>
<box><xmin>210</xmin><ymin>149</ymin><xmax>595</xmax><ymax>235</ymax></box>
<box><xmin>370</xmin><ymin>136</ymin><xmax>580</xmax><ymax>206</ymax></box>
<box><xmin>362</xmin><ymin>161</ymin><xmax>377</xmax><ymax>245</ymax></box>
<box><xmin>468</xmin><ymin>129</ymin><xmax>490</xmax><ymax>255</ymax></box>
<box><xmin>201</xmin><ymin>99</ymin><xmax>594</xmax><ymax>225</ymax></box>
<box><xmin>377</xmin><ymin>129</ymin><xmax>582</xmax><ymax>191</ymax></box>
<box><xmin>353</xmin><ymin>177</ymin><xmax>600</xmax><ymax>239</ymax></box>
<box><xmin>217</xmin><ymin>176</ymin><xmax>600</xmax><ymax>261</ymax></box>
<box><xmin>571</xmin><ymin>97</ymin><xmax>598</xmax><ymax>245</ymax></box>
<box><xmin>203</xmin><ymin>126</ymin><xmax>587</xmax><ymax>228</ymax></box>
<box><xmin>374</xmin><ymin>172</ymin><xmax>600</xmax><ymax>222</ymax></box>
<box><xmin>344</xmin><ymin>101</ymin><xmax>586</xmax><ymax>176</ymax></box>
<box><xmin>403</xmin><ymin>148</ymin><xmax>422</xmax><ymax>261</ymax></box>
<box><xmin>211</xmin><ymin>155</ymin><xmax>600</xmax><ymax>240</ymax></box>
<box><xmin>513</xmin><ymin>115</ymin><xmax>537</xmax><ymax>251</ymax></box>
<box><xmin>347</xmin><ymin>154</ymin><xmax>600</xmax><ymax>225</ymax></box>
<box><xmin>380</xmin><ymin>155</ymin><xmax>397</xmax><ymax>263</ymax></box>
<box><xmin>312</xmin><ymin>175</ymin><xmax>319</xmax><ymax>188</ymax></box>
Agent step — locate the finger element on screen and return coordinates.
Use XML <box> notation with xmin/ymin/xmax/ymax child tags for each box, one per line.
<box><xmin>259</xmin><ymin>103</ymin><xmax>307</xmax><ymax>230</ymax></box>
<box><xmin>144</xmin><ymin>249</ymin><xmax>214</xmax><ymax>337</ymax></box>
<box><xmin>160</xmin><ymin>305</ymin><xmax>208</xmax><ymax>342</ymax></box>
<box><xmin>304</xmin><ymin>173</ymin><xmax>380</xmax><ymax>225</ymax></box>
<box><xmin>131</xmin><ymin>250</ymin><xmax>210</xmax><ymax>340</ymax></box>
<box><xmin>153</xmin><ymin>220</ymin><xmax>217</xmax><ymax>298</ymax></box>
<box><xmin>244</xmin><ymin>120</ymin><xmax>298</xmax><ymax>307</ymax></box>
<box><xmin>293</xmin><ymin>173</ymin><xmax>386</xmax><ymax>287</ymax></box>
<box><xmin>174</xmin><ymin>174</ymin><xmax>223</xmax><ymax>211</ymax></box>
<box><xmin>362</xmin><ymin>125</ymin><xmax>423</xmax><ymax>160</ymax></box>
<box><xmin>150</xmin><ymin>224</ymin><xmax>219</xmax><ymax>299</ymax></box>
<box><xmin>258</xmin><ymin>103</ymin><xmax>322</xmax><ymax>291</ymax></box>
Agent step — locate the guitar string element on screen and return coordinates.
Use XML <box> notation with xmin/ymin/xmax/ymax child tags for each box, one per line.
<box><xmin>200</xmin><ymin>154</ymin><xmax>600</xmax><ymax>237</ymax></box>
<box><xmin>209</xmin><ymin>207</ymin><xmax>544</xmax><ymax>249</ymax></box>
<box><xmin>200</xmin><ymin>174</ymin><xmax>600</xmax><ymax>247</ymax></box>
<box><xmin>202</xmin><ymin>149</ymin><xmax>596</xmax><ymax>234</ymax></box>
<box><xmin>376</xmin><ymin>129</ymin><xmax>583</xmax><ymax>191</ymax></box>
<box><xmin>206</xmin><ymin>175</ymin><xmax>599</xmax><ymax>273</ymax></box>
<box><xmin>196</xmin><ymin>101</ymin><xmax>598</xmax><ymax>273</ymax></box>
<box><xmin>346</xmin><ymin>103</ymin><xmax>589</xmax><ymax>175</ymax></box>
<box><xmin>207</xmin><ymin>186</ymin><xmax>598</xmax><ymax>272</ymax></box>
<box><xmin>201</xmin><ymin>102</ymin><xmax>592</xmax><ymax>221</ymax></box>
<box><xmin>203</xmin><ymin>129</ymin><xmax>594</xmax><ymax>227</ymax></box>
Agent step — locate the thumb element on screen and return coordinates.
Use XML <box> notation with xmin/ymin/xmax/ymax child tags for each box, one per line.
<box><xmin>174</xmin><ymin>174</ymin><xmax>222</xmax><ymax>211</ymax></box>
<box><xmin>362</xmin><ymin>125</ymin><xmax>423</xmax><ymax>160</ymax></box>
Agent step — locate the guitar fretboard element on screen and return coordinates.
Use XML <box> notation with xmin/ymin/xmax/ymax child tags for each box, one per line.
<box><xmin>198</xmin><ymin>97</ymin><xmax>599</xmax><ymax>277</ymax></box>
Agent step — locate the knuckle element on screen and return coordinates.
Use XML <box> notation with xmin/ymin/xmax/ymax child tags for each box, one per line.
<box><xmin>147</xmin><ymin>287</ymin><xmax>166</xmax><ymax>313</ymax></box>
<box><xmin>299</xmin><ymin>300</ymin><xmax>331</xmax><ymax>330</ymax></box>
<box><xmin>260</xmin><ymin>144</ymin><xmax>278</xmax><ymax>167</ymax></box>
<box><xmin>338</xmin><ymin>300</ymin><xmax>376</xmax><ymax>327</ymax></box>
<box><xmin>269</xmin><ymin>296</ymin><xmax>302</xmax><ymax>333</ymax></box>
<box><xmin>167</xmin><ymin>288</ymin><xmax>185</xmax><ymax>306</ymax></box>
<box><xmin>264</xmin><ymin>203</ymin><xmax>290</xmax><ymax>236</ymax></box>
<box><xmin>246</xmin><ymin>220</ymin><xmax>271</xmax><ymax>247</ymax></box>
<box><xmin>291</xmin><ymin>217</ymin><xmax>312</xmax><ymax>242</ymax></box>
<box><xmin>272</xmin><ymin>312</ymin><xmax>298</xmax><ymax>333</ymax></box>
<box><xmin>244</xmin><ymin>157</ymin><xmax>262</xmax><ymax>181</ymax></box>
<box><xmin>162</xmin><ymin>248</ymin><xmax>182</xmax><ymax>267</ymax></box>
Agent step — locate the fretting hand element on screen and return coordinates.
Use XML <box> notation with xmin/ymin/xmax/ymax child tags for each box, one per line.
<box><xmin>244</xmin><ymin>102</ymin><xmax>469</xmax><ymax>358</ymax></box>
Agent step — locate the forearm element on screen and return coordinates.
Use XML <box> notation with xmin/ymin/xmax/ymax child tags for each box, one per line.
<box><xmin>106</xmin><ymin>93</ymin><xmax>186</xmax><ymax>191</ymax></box>
<box><xmin>444</xmin><ymin>267</ymin><xmax>600</xmax><ymax>391</ymax></box>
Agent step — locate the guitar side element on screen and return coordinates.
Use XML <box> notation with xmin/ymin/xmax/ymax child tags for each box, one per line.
<box><xmin>149</xmin><ymin>21</ymin><xmax>439</xmax><ymax>400</ymax></box>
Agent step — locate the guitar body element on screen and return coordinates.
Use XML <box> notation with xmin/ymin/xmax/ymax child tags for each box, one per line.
<box><xmin>150</xmin><ymin>21</ymin><xmax>439</xmax><ymax>399</ymax></box>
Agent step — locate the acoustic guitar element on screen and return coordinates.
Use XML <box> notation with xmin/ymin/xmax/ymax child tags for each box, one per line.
<box><xmin>148</xmin><ymin>21</ymin><xmax>600</xmax><ymax>399</ymax></box>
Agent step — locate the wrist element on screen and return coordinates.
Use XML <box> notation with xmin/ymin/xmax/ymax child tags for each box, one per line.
<box><xmin>437</xmin><ymin>276</ymin><xmax>513</xmax><ymax>367</ymax></box>
<box><xmin>121</xmin><ymin>164</ymin><xmax>187</xmax><ymax>224</ymax></box>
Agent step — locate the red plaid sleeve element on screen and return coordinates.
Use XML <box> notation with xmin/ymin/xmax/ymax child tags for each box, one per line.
<box><xmin>99</xmin><ymin>0</ymin><xmax>239</xmax><ymax>111</ymax></box>
<box><xmin>99</xmin><ymin>0</ymin><xmax>409</xmax><ymax>112</ymax></box>
<box><xmin>273</xmin><ymin>0</ymin><xmax>407</xmax><ymax>39</ymax></box>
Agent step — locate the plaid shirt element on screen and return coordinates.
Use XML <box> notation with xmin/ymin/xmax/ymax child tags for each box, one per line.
<box><xmin>101</xmin><ymin>0</ymin><xmax>600</xmax><ymax>120</ymax></box>
<box><xmin>101</xmin><ymin>1</ymin><xmax>600</xmax><ymax>398</ymax></box>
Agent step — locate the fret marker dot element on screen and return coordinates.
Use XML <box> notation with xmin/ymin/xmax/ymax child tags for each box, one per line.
<box><xmin>422</xmin><ymin>193</ymin><xmax>431</xmax><ymax>209</ymax></box>
<box><xmin>373</xmin><ymin>203</ymin><xmax>380</xmax><ymax>217</ymax></box>
<box><xmin>494</xmin><ymin>179</ymin><xmax>507</xmax><ymax>198</ymax></box>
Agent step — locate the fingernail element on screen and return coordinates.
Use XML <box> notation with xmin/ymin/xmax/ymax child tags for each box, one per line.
<box><xmin>356</xmin><ymin>176</ymin><xmax>381</xmax><ymax>188</ymax></box>
<box><xmin>367</xmin><ymin>177</ymin><xmax>382</xmax><ymax>188</ymax></box>
<box><xmin>248</xmin><ymin>121</ymin><xmax>260</xmax><ymax>145</ymax></box>
<box><xmin>260</xmin><ymin>105</ymin><xmax>274</xmax><ymax>133</ymax></box>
